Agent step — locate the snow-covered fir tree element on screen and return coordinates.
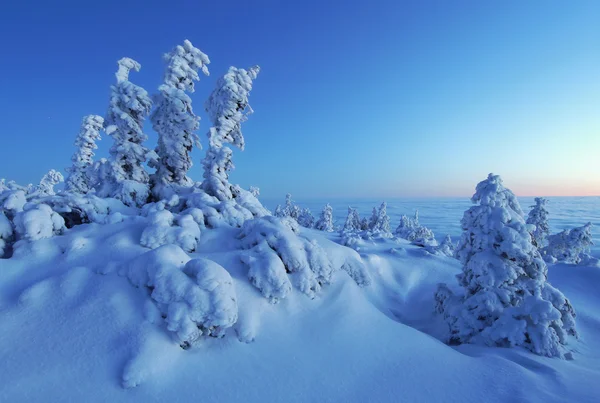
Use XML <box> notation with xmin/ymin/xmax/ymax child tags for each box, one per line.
<box><xmin>342</xmin><ymin>207</ymin><xmax>361</xmax><ymax>233</ymax></box>
<box><xmin>150</xmin><ymin>40</ymin><xmax>210</xmax><ymax>197</ymax></box>
<box><xmin>369</xmin><ymin>202</ymin><xmax>391</xmax><ymax>236</ymax></box>
<box><xmin>435</xmin><ymin>174</ymin><xmax>577</xmax><ymax>357</ymax></box>
<box><xmin>543</xmin><ymin>222</ymin><xmax>595</xmax><ymax>265</ymax></box>
<box><xmin>436</xmin><ymin>234</ymin><xmax>456</xmax><ymax>257</ymax></box>
<box><xmin>297</xmin><ymin>208</ymin><xmax>315</xmax><ymax>228</ymax></box>
<box><xmin>65</xmin><ymin>115</ymin><xmax>104</xmax><ymax>194</ymax></box>
<box><xmin>202</xmin><ymin>65</ymin><xmax>259</xmax><ymax>201</ymax></box>
<box><xmin>315</xmin><ymin>203</ymin><xmax>334</xmax><ymax>232</ymax></box>
<box><xmin>274</xmin><ymin>193</ymin><xmax>300</xmax><ymax>221</ymax></box>
<box><xmin>36</xmin><ymin>169</ymin><xmax>64</xmax><ymax>196</ymax></box>
<box><xmin>527</xmin><ymin>197</ymin><xmax>550</xmax><ymax>248</ymax></box>
<box><xmin>102</xmin><ymin>57</ymin><xmax>153</xmax><ymax>206</ymax></box>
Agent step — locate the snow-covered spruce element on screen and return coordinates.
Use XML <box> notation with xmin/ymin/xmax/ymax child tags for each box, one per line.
<box><xmin>123</xmin><ymin>245</ymin><xmax>238</xmax><ymax>347</ymax></box>
<box><xmin>429</xmin><ymin>234</ymin><xmax>456</xmax><ymax>257</ymax></box>
<box><xmin>434</xmin><ymin>174</ymin><xmax>577</xmax><ymax>358</ymax></box>
<box><xmin>101</xmin><ymin>58</ymin><xmax>153</xmax><ymax>206</ymax></box>
<box><xmin>238</xmin><ymin>216</ymin><xmax>369</xmax><ymax>302</ymax></box>
<box><xmin>543</xmin><ymin>222</ymin><xmax>596</xmax><ymax>265</ymax></box>
<box><xmin>140</xmin><ymin>202</ymin><xmax>201</xmax><ymax>252</ymax></box>
<box><xmin>342</xmin><ymin>207</ymin><xmax>361</xmax><ymax>233</ymax></box>
<box><xmin>527</xmin><ymin>197</ymin><xmax>550</xmax><ymax>248</ymax></box>
<box><xmin>150</xmin><ymin>40</ymin><xmax>210</xmax><ymax>199</ymax></box>
<box><xmin>274</xmin><ymin>194</ymin><xmax>301</xmax><ymax>222</ymax></box>
<box><xmin>65</xmin><ymin>115</ymin><xmax>104</xmax><ymax>194</ymax></box>
<box><xmin>202</xmin><ymin>65</ymin><xmax>259</xmax><ymax>201</ymax></box>
<box><xmin>369</xmin><ymin>202</ymin><xmax>392</xmax><ymax>236</ymax></box>
<box><xmin>315</xmin><ymin>203</ymin><xmax>334</xmax><ymax>232</ymax></box>
<box><xmin>297</xmin><ymin>207</ymin><xmax>315</xmax><ymax>228</ymax></box>
<box><xmin>35</xmin><ymin>169</ymin><xmax>64</xmax><ymax>196</ymax></box>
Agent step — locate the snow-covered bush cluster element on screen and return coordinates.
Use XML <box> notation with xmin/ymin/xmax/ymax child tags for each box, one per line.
<box><xmin>339</xmin><ymin>202</ymin><xmax>392</xmax><ymax>247</ymax></box>
<box><xmin>435</xmin><ymin>174</ymin><xmax>578</xmax><ymax>358</ymax></box>
<box><xmin>239</xmin><ymin>215</ymin><xmax>370</xmax><ymax>302</ymax></box>
<box><xmin>395</xmin><ymin>210</ymin><xmax>437</xmax><ymax>247</ymax></box>
<box><xmin>543</xmin><ymin>222</ymin><xmax>596</xmax><ymax>265</ymax></box>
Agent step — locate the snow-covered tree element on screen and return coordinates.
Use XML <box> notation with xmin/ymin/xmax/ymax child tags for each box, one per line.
<box><xmin>297</xmin><ymin>208</ymin><xmax>315</xmax><ymax>228</ymax></box>
<box><xmin>436</xmin><ymin>234</ymin><xmax>456</xmax><ymax>257</ymax></box>
<box><xmin>65</xmin><ymin>115</ymin><xmax>104</xmax><ymax>194</ymax></box>
<box><xmin>315</xmin><ymin>203</ymin><xmax>334</xmax><ymax>232</ymax></box>
<box><xmin>527</xmin><ymin>197</ymin><xmax>550</xmax><ymax>248</ymax></box>
<box><xmin>36</xmin><ymin>169</ymin><xmax>64</xmax><ymax>196</ymax></box>
<box><xmin>370</xmin><ymin>202</ymin><xmax>391</xmax><ymax>235</ymax></box>
<box><xmin>102</xmin><ymin>57</ymin><xmax>153</xmax><ymax>206</ymax></box>
<box><xmin>202</xmin><ymin>65</ymin><xmax>259</xmax><ymax>201</ymax></box>
<box><xmin>249</xmin><ymin>186</ymin><xmax>260</xmax><ymax>197</ymax></box>
<box><xmin>543</xmin><ymin>222</ymin><xmax>594</xmax><ymax>265</ymax></box>
<box><xmin>395</xmin><ymin>209</ymin><xmax>435</xmax><ymax>246</ymax></box>
<box><xmin>435</xmin><ymin>174</ymin><xmax>577</xmax><ymax>358</ymax></box>
<box><xmin>274</xmin><ymin>193</ymin><xmax>300</xmax><ymax>221</ymax></box>
<box><xmin>342</xmin><ymin>207</ymin><xmax>361</xmax><ymax>233</ymax></box>
<box><xmin>150</xmin><ymin>40</ymin><xmax>210</xmax><ymax>197</ymax></box>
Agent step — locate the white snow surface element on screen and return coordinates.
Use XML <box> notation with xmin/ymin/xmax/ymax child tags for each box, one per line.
<box><xmin>0</xmin><ymin>197</ymin><xmax>599</xmax><ymax>402</ymax></box>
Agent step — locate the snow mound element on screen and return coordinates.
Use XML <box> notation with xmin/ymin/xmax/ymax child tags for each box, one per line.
<box><xmin>121</xmin><ymin>245</ymin><xmax>238</xmax><ymax>347</ymax></box>
<box><xmin>140</xmin><ymin>205</ymin><xmax>201</xmax><ymax>252</ymax></box>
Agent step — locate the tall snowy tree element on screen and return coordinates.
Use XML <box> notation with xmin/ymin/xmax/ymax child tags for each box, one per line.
<box><xmin>102</xmin><ymin>57</ymin><xmax>153</xmax><ymax>206</ymax></box>
<box><xmin>37</xmin><ymin>169</ymin><xmax>64</xmax><ymax>196</ymax></box>
<box><xmin>342</xmin><ymin>207</ymin><xmax>361</xmax><ymax>233</ymax></box>
<box><xmin>202</xmin><ymin>65</ymin><xmax>260</xmax><ymax>201</ymax></box>
<box><xmin>526</xmin><ymin>197</ymin><xmax>550</xmax><ymax>248</ymax></box>
<box><xmin>150</xmin><ymin>40</ymin><xmax>210</xmax><ymax>197</ymax></box>
<box><xmin>315</xmin><ymin>203</ymin><xmax>334</xmax><ymax>232</ymax></box>
<box><xmin>65</xmin><ymin>115</ymin><xmax>104</xmax><ymax>194</ymax></box>
<box><xmin>435</xmin><ymin>174</ymin><xmax>577</xmax><ymax>357</ymax></box>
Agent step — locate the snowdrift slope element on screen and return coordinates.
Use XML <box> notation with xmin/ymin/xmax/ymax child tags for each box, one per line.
<box><xmin>0</xmin><ymin>222</ymin><xmax>599</xmax><ymax>402</ymax></box>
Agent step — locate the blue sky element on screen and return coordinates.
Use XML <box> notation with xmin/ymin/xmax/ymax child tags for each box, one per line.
<box><xmin>0</xmin><ymin>0</ymin><xmax>598</xmax><ymax>198</ymax></box>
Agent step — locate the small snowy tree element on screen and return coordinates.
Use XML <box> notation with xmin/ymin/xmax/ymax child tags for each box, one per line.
<box><xmin>435</xmin><ymin>234</ymin><xmax>456</xmax><ymax>257</ymax></box>
<box><xmin>249</xmin><ymin>186</ymin><xmax>260</xmax><ymax>197</ymax></box>
<box><xmin>202</xmin><ymin>65</ymin><xmax>259</xmax><ymax>201</ymax></box>
<box><xmin>370</xmin><ymin>202</ymin><xmax>391</xmax><ymax>236</ymax></box>
<box><xmin>65</xmin><ymin>115</ymin><xmax>104</xmax><ymax>194</ymax></box>
<box><xmin>543</xmin><ymin>223</ymin><xmax>594</xmax><ymax>265</ymax></box>
<box><xmin>36</xmin><ymin>169</ymin><xmax>64</xmax><ymax>196</ymax></box>
<box><xmin>297</xmin><ymin>208</ymin><xmax>315</xmax><ymax>228</ymax></box>
<box><xmin>435</xmin><ymin>174</ymin><xmax>577</xmax><ymax>357</ymax></box>
<box><xmin>151</xmin><ymin>40</ymin><xmax>210</xmax><ymax>197</ymax></box>
<box><xmin>274</xmin><ymin>193</ymin><xmax>300</xmax><ymax>221</ymax></box>
<box><xmin>527</xmin><ymin>197</ymin><xmax>550</xmax><ymax>248</ymax></box>
<box><xmin>315</xmin><ymin>203</ymin><xmax>334</xmax><ymax>232</ymax></box>
<box><xmin>342</xmin><ymin>207</ymin><xmax>361</xmax><ymax>233</ymax></box>
<box><xmin>102</xmin><ymin>57</ymin><xmax>153</xmax><ymax>206</ymax></box>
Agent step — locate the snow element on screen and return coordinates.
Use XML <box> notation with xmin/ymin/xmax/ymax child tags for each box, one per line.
<box><xmin>0</xmin><ymin>195</ymin><xmax>599</xmax><ymax>402</ymax></box>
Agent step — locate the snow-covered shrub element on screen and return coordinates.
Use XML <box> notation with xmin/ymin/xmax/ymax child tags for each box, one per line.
<box><xmin>2</xmin><ymin>190</ymin><xmax>26</xmax><ymax>215</ymax></box>
<box><xmin>101</xmin><ymin>57</ymin><xmax>153</xmax><ymax>206</ymax></box>
<box><xmin>434</xmin><ymin>174</ymin><xmax>577</xmax><ymax>358</ymax></box>
<box><xmin>274</xmin><ymin>193</ymin><xmax>301</xmax><ymax>222</ymax></box>
<box><xmin>13</xmin><ymin>203</ymin><xmax>65</xmax><ymax>241</ymax></box>
<box><xmin>0</xmin><ymin>211</ymin><xmax>14</xmax><ymax>257</ymax></box>
<box><xmin>527</xmin><ymin>197</ymin><xmax>550</xmax><ymax>248</ymax></box>
<box><xmin>35</xmin><ymin>169</ymin><xmax>64</xmax><ymax>196</ymax></box>
<box><xmin>140</xmin><ymin>205</ymin><xmax>201</xmax><ymax>252</ymax></box>
<box><xmin>123</xmin><ymin>245</ymin><xmax>238</xmax><ymax>347</ymax></box>
<box><xmin>38</xmin><ymin>193</ymin><xmax>130</xmax><ymax>227</ymax></box>
<box><xmin>543</xmin><ymin>222</ymin><xmax>595</xmax><ymax>265</ymax></box>
<box><xmin>315</xmin><ymin>203</ymin><xmax>334</xmax><ymax>232</ymax></box>
<box><xmin>297</xmin><ymin>207</ymin><xmax>315</xmax><ymax>228</ymax></box>
<box><xmin>395</xmin><ymin>210</ymin><xmax>436</xmax><ymax>247</ymax></box>
<box><xmin>151</xmin><ymin>40</ymin><xmax>210</xmax><ymax>198</ymax></box>
<box><xmin>431</xmin><ymin>234</ymin><xmax>455</xmax><ymax>257</ymax></box>
<box><xmin>65</xmin><ymin>115</ymin><xmax>104</xmax><ymax>194</ymax></box>
<box><xmin>202</xmin><ymin>65</ymin><xmax>259</xmax><ymax>201</ymax></box>
<box><xmin>249</xmin><ymin>186</ymin><xmax>260</xmax><ymax>197</ymax></box>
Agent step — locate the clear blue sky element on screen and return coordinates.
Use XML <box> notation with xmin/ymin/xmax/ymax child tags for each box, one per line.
<box><xmin>0</xmin><ymin>0</ymin><xmax>598</xmax><ymax>198</ymax></box>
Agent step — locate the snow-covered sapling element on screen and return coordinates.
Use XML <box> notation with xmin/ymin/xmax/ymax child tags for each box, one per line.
<box><xmin>151</xmin><ymin>40</ymin><xmax>210</xmax><ymax>198</ymax></box>
<box><xmin>543</xmin><ymin>222</ymin><xmax>595</xmax><ymax>265</ymax></box>
<box><xmin>36</xmin><ymin>169</ymin><xmax>64</xmax><ymax>196</ymax></box>
<box><xmin>102</xmin><ymin>57</ymin><xmax>153</xmax><ymax>206</ymax></box>
<box><xmin>202</xmin><ymin>65</ymin><xmax>259</xmax><ymax>201</ymax></box>
<box><xmin>526</xmin><ymin>197</ymin><xmax>550</xmax><ymax>248</ymax></box>
<box><xmin>298</xmin><ymin>207</ymin><xmax>315</xmax><ymax>228</ymax></box>
<box><xmin>369</xmin><ymin>202</ymin><xmax>391</xmax><ymax>236</ymax></box>
<box><xmin>435</xmin><ymin>174</ymin><xmax>577</xmax><ymax>358</ymax></box>
<box><xmin>65</xmin><ymin>115</ymin><xmax>104</xmax><ymax>194</ymax></box>
<box><xmin>315</xmin><ymin>203</ymin><xmax>334</xmax><ymax>232</ymax></box>
<box><xmin>341</xmin><ymin>207</ymin><xmax>361</xmax><ymax>234</ymax></box>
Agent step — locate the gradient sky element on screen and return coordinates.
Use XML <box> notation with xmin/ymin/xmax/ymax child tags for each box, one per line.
<box><xmin>0</xmin><ymin>0</ymin><xmax>598</xmax><ymax>198</ymax></box>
